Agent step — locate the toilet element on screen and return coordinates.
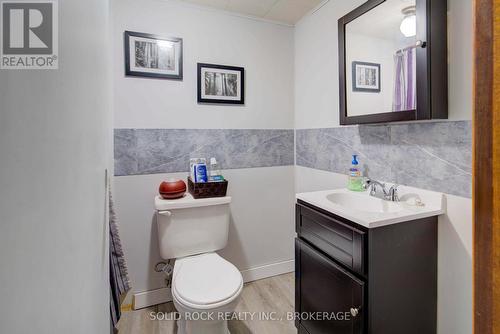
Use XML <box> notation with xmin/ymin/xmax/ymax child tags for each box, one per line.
<box><xmin>155</xmin><ymin>194</ymin><xmax>243</xmax><ymax>334</ymax></box>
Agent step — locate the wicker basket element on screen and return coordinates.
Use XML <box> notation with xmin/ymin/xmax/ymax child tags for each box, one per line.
<box><xmin>187</xmin><ymin>177</ymin><xmax>228</xmax><ymax>199</ymax></box>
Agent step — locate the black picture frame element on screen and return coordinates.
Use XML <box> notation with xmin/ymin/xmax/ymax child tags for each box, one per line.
<box><xmin>352</xmin><ymin>61</ymin><xmax>381</xmax><ymax>93</ymax></box>
<box><xmin>338</xmin><ymin>0</ymin><xmax>448</xmax><ymax>125</ymax></box>
<box><xmin>124</xmin><ymin>31</ymin><xmax>183</xmax><ymax>80</ymax></box>
<box><xmin>197</xmin><ymin>63</ymin><xmax>245</xmax><ymax>105</ymax></box>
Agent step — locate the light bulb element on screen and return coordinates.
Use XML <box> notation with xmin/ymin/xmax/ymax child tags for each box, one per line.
<box><xmin>400</xmin><ymin>14</ymin><xmax>416</xmax><ymax>37</ymax></box>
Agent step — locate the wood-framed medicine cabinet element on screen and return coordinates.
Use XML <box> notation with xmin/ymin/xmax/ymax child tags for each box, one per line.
<box><xmin>338</xmin><ymin>0</ymin><xmax>448</xmax><ymax>125</ymax></box>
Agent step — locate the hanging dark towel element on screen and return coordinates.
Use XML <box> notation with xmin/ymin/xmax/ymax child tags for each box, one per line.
<box><xmin>109</xmin><ymin>190</ymin><xmax>131</xmax><ymax>334</ymax></box>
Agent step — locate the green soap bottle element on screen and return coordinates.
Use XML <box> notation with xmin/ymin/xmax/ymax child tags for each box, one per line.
<box><xmin>347</xmin><ymin>155</ymin><xmax>364</xmax><ymax>191</ymax></box>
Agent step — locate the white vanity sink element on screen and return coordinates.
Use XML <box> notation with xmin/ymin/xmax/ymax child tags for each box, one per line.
<box><xmin>326</xmin><ymin>192</ymin><xmax>404</xmax><ymax>214</ymax></box>
<box><xmin>297</xmin><ymin>187</ymin><xmax>445</xmax><ymax>228</ymax></box>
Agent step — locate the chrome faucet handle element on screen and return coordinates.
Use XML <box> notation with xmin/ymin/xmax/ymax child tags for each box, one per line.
<box><xmin>388</xmin><ymin>184</ymin><xmax>400</xmax><ymax>202</ymax></box>
<box><xmin>365</xmin><ymin>179</ymin><xmax>400</xmax><ymax>202</ymax></box>
<box><xmin>368</xmin><ymin>180</ymin><xmax>386</xmax><ymax>194</ymax></box>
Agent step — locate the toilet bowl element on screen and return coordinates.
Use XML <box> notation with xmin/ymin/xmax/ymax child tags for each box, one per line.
<box><xmin>171</xmin><ymin>253</ymin><xmax>243</xmax><ymax>334</ymax></box>
<box><xmin>155</xmin><ymin>194</ymin><xmax>242</xmax><ymax>334</ymax></box>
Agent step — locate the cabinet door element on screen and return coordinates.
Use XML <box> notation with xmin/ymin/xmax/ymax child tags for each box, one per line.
<box><xmin>296</xmin><ymin>239</ymin><xmax>365</xmax><ymax>334</ymax></box>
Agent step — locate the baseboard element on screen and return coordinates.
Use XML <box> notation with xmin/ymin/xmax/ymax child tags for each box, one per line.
<box><xmin>240</xmin><ymin>259</ymin><xmax>295</xmax><ymax>283</ymax></box>
<box><xmin>132</xmin><ymin>259</ymin><xmax>295</xmax><ymax>310</ymax></box>
<box><xmin>133</xmin><ymin>287</ymin><xmax>173</xmax><ymax>310</ymax></box>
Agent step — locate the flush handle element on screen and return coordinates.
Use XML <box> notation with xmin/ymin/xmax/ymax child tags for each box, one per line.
<box><xmin>158</xmin><ymin>210</ymin><xmax>172</xmax><ymax>217</ymax></box>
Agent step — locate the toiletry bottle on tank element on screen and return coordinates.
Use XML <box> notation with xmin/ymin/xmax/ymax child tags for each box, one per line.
<box><xmin>209</xmin><ymin>157</ymin><xmax>224</xmax><ymax>182</ymax></box>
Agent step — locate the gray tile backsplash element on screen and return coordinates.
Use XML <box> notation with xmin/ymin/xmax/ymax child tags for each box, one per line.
<box><xmin>115</xmin><ymin>121</ymin><xmax>472</xmax><ymax>197</ymax></box>
<box><xmin>296</xmin><ymin>121</ymin><xmax>472</xmax><ymax>198</ymax></box>
<box><xmin>114</xmin><ymin>128</ymin><xmax>295</xmax><ymax>176</ymax></box>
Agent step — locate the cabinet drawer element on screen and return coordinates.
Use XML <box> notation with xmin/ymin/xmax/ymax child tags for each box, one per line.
<box><xmin>296</xmin><ymin>203</ymin><xmax>365</xmax><ymax>275</ymax></box>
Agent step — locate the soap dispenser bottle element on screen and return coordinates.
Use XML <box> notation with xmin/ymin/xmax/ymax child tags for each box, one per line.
<box><xmin>347</xmin><ymin>155</ymin><xmax>363</xmax><ymax>191</ymax></box>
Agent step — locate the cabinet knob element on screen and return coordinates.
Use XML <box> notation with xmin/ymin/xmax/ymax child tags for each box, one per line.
<box><xmin>350</xmin><ymin>307</ymin><xmax>359</xmax><ymax>317</ymax></box>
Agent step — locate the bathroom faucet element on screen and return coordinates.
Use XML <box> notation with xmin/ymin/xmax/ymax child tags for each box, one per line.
<box><xmin>363</xmin><ymin>179</ymin><xmax>399</xmax><ymax>202</ymax></box>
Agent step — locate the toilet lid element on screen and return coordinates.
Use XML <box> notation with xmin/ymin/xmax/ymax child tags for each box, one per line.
<box><xmin>173</xmin><ymin>253</ymin><xmax>243</xmax><ymax>306</ymax></box>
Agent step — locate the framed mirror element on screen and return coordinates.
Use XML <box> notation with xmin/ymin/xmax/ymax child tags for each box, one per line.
<box><xmin>338</xmin><ymin>0</ymin><xmax>448</xmax><ymax>125</ymax></box>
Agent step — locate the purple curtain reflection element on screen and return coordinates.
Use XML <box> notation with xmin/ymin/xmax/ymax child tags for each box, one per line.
<box><xmin>392</xmin><ymin>48</ymin><xmax>416</xmax><ymax>111</ymax></box>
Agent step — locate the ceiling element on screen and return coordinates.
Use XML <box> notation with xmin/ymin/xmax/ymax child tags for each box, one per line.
<box><xmin>178</xmin><ymin>0</ymin><xmax>325</xmax><ymax>25</ymax></box>
<box><xmin>347</xmin><ymin>0</ymin><xmax>415</xmax><ymax>42</ymax></box>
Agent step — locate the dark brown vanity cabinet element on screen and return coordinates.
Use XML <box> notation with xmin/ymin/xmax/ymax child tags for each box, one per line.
<box><xmin>296</xmin><ymin>239</ymin><xmax>365</xmax><ymax>334</ymax></box>
<box><xmin>295</xmin><ymin>201</ymin><xmax>438</xmax><ymax>334</ymax></box>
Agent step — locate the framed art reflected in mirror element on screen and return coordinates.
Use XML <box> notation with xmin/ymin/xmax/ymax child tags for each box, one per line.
<box><xmin>352</xmin><ymin>61</ymin><xmax>381</xmax><ymax>93</ymax></box>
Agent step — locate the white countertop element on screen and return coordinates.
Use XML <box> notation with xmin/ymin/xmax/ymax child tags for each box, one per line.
<box><xmin>296</xmin><ymin>187</ymin><xmax>446</xmax><ymax>229</ymax></box>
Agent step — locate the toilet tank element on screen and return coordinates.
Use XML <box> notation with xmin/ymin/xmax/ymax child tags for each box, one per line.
<box><xmin>155</xmin><ymin>194</ymin><xmax>231</xmax><ymax>260</ymax></box>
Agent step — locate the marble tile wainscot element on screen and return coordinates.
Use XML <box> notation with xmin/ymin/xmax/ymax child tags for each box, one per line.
<box><xmin>296</xmin><ymin>121</ymin><xmax>472</xmax><ymax>198</ymax></box>
<box><xmin>114</xmin><ymin>128</ymin><xmax>295</xmax><ymax>176</ymax></box>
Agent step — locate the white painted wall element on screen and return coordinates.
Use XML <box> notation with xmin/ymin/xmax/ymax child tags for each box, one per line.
<box><xmin>448</xmin><ymin>0</ymin><xmax>474</xmax><ymax>121</ymax></box>
<box><xmin>0</xmin><ymin>1</ymin><xmax>111</xmax><ymax>333</ymax></box>
<box><xmin>111</xmin><ymin>0</ymin><xmax>296</xmax><ymax>304</ymax></box>
<box><xmin>295</xmin><ymin>0</ymin><xmax>473</xmax><ymax>128</ymax></box>
<box><xmin>437</xmin><ymin>193</ymin><xmax>472</xmax><ymax>334</ymax></box>
<box><xmin>112</xmin><ymin>0</ymin><xmax>295</xmax><ymax>129</ymax></box>
<box><xmin>295</xmin><ymin>0</ymin><xmax>364</xmax><ymax>128</ymax></box>
<box><xmin>294</xmin><ymin>1</ymin><xmax>473</xmax><ymax>333</ymax></box>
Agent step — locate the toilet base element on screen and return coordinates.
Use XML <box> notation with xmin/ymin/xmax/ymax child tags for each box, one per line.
<box><xmin>176</xmin><ymin>316</ymin><xmax>230</xmax><ymax>334</ymax></box>
<box><xmin>173</xmin><ymin>294</ymin><xmax>240</xmax><ymax>334</ymax></box>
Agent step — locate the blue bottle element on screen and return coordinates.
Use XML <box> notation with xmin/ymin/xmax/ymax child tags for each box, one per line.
<box><xmin>194</xmin><ymin>163</ymin><xmax>208</xmax><ymax>183</ymax></box>
<box><xmin>347</xmin><ymin>155</ymin><xmax>363</xmax><ymax>191</ymax></box>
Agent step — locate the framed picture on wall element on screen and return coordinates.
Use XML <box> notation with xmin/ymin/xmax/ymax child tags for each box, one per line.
<box><xmin>352</xmin><ymin>61</ymin><xmax>380</xmax><ymax>92</ymax></box>
<box><xmin>124</xmin><ymin>31</ymin><xmax>183</xmax><ymax>80</ymax></box>
<box><xmin>197</xmin><ymin>63</ymin><xmax>245</xmax><ymax>104</ymax></box>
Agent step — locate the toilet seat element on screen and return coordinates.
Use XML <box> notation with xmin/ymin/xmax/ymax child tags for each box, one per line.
<box><xmin>172</xmin><ymin>253</ymin><xmax>243</xmax><ymax>310</ymax></box>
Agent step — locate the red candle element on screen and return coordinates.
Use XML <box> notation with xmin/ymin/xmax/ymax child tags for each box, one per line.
<box><xmin>159</xmin><ymin>179</ymin><xmax>186</xmax><ymax>199</ymax></box>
